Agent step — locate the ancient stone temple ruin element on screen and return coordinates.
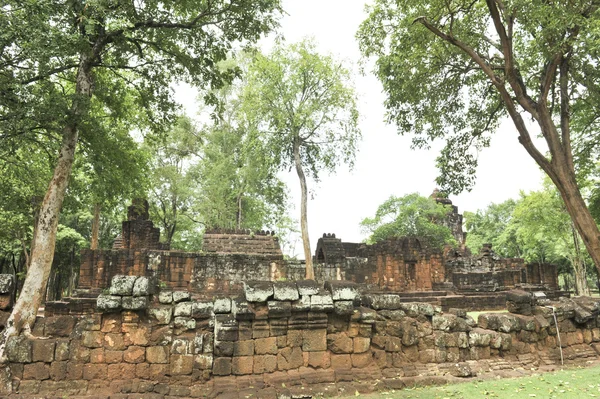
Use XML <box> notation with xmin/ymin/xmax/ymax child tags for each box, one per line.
<box><xmin>0</xmin><ymin>197</ymin><xmax>593</xmax><ymax>398</ymax></box>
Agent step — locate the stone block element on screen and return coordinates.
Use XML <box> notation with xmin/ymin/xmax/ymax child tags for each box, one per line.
<box><xmin>124</xmin><ymin>346</ymin><xmax>145</xmax><ymax>363</ymax></box>
<box><xmin>121</xmin><ymin>296</ymin><xmax>148</xmax><ymax>310</ymax></box>
<box><xmin>232</xmin><ymin>297</ymin><xmax>254</xmax><ymax>320</ymax></box>
<box><xmin>232</xmin><ymin>356</ymin><xmax>254</xmax><ymax>375</ymax></box>
<box><xmin>90</xmin><ymin>347</ymin><xmax>105</xmax><ymax>363</ymax></box>
<box><xmin>310</xmin><ymin>289</ymin><xmax>334</xmax><ymax>312</ymax></box>
<box><xmin>212</xmin><ymin>357</ymin><xmax>232</xmax><ymax>376</ymax></box>
<box><xmin>0</xmin><ymin>274</ymin><xmax>14</xmax><ymax>294</ymax></box>
<box><xmin>23</xmin><ymin>362</ymin><xmax>50</xmax><ymax>380</ymax></box>
<box><xmin>83</xmin><ymin>363</ymin><xmax>107</xmax><ymax>380</ymax></box>
<box><xmin>328</xmin><ymin>333</ymin><xmax>353</xmax><ymax>354</ymax></box>
<box><xmin>49</xmin><ymin>361</ymin><xmax>67</xmax><ymax>381</ymax></box>
<box><xmin>158</xmin><ymin>291</ymin><xmax>173</xmax><ymax>304</ymax></box>
<box><xmin>122</xmin><ymin>323</ymin><xmax>149</xmax><ymax>346</ymax></box>
<box><xmin>291</xmin><ymin>295</ymin><xmax>311</xmax><ymax>312</ymax></box>
<box><xmin>450</xmin><ymin>362</ymin><xmax>473</xmax><ymax>377</ymax></box>
<box><xmin>234</xmin><ymin>340</ymin><xmax>254</xmax><ymax>357</ymax></box>
<box><xmin>214</xmin><ymin>341</ymin><xmax>234</xmax><ymax>357</ymax></box>
<box><xmin>32</xmin><ymin>340</ymin><xmax>55</xmax><ymax>363</ymax></box>
<box><xmin>147</xmin><ymin>346</ymin><xmax>169</xmax><ymax>364</ymax></box>
<box><xmin>174</xmin><ymin>301</ymin><xmax>192</xmax><ymax>317</ymax></box>
<box><xmin>54</xmin><ymin>340</ymin><xmax>70</xmax><ymax>361</ymax></box>
<box><xmin>149</xmin><ymin>305</ymin><xmax>173</xmax><ymax>325</ymax></box>
<box><xmin>174</xmin><ymin>317</ymin><xmax>196</xmax><ymax>330</ymax></box>
<box><xmin>105</xmin><ymin>350</ymin><xmax>123</xmax><ymax>363</ymax></box>
<box><xmin>194</xmin><ymin>353</ymin><xmax>213</xmax><ymax>370</ymax></box>
<box><xmin>334</xmin><ymin>300</ymin><xmax>354</xmax><ymax>316</ymax></box>
<box><xmin>192</xmin><ymin>301</ymin><xmax>214</xmax><ymax>319</ymax></box>
<box><xmin>302</xmin><ymin>329</ymin><xmax>327</xmax><ymax>352</ymax></box>
<box><xmin>325</xmin><ymin>281</ymin><xmax>359</xmax><ymax>301</ymax></box>
<box><xmin>297</xmin><ymin>279</ymin><xmax>320</xmax><ymax>296</ymax></box>
<box><xmin>351</xmin><ymin>352</ymin><xmax>372</xmax><ymax>368</ymax></box>
<box><xmin>277</xmin><ymin>347</ymin><xmax>303</xmax><ymax>370</ymax></box>
<box><xmin>103</xmin><ymin>333</ymin><xmax>125</xmax><ymax>350</ymax></box>
<box><xmin>243</xmin><ymin>281</ymin><xmax>274</xmax><ymax>302</ymax></box>
<box><xmin>171</xmin><ymin>338</ymin><xmax>191</xmax><ymax>355</ymax></box>
<box><xmin>273</xmin><ymin>281</ymin><xmax>299</xmax><ymax>301</ymax></box>
<box><xmin>172</xmin><ymin>290</ymin><xmax>191</xmax><ymax>303</ymax></box>
<box><xmin>268</xmin><ymin>300</ymin><xmax>292</xmax><ymax>318</ymax></box>
<box><xmin>353</xmin><ymin>337</ymin><xmax>370</xmax><ymax>353</ymax></box>
<box><xmin>133</xmin><ymin>276</ymin><xmax>157</xmax><ymax>296</ymax></box>
<box><xmin>305</xmin><ymin>351</ymin><xmax>331</xmax><ymax>368</ymax></box>
<box><xmin>330</xmin><ymin>353</ymin><xmax>352</xmax><ymax>369</ymax></box>
<box><xmin>214</xmin><ymin>297</ymin><xmax>232</xmax><ymax>314</ymax></box>
<box><xmin>253</xmin><ymin>354</ymin><xmax>277</xmax><ymax>373</ymax></box>
<box><xmin>109</xmin><ymin>275</ymin><xmax>137</xmax><ymax>295</ymax></box>
<box><xmin>170</xmin><ymin>354</ymin><xmax>193</xmax><ymax>375</ymax></box>
<box><xmin>96</xmin><ymin>294</ymin><xmax>122</xmax><ymax>311</ymax></box>
<box><xmin>82</xmin><ymin>331</ymin><xmax>104</xmax><ymax>348</ymax></box>
<box><xmin>469</xmin><ymin>328</ymin><xmax>494</xmax><ymax>347</ymax></box>
<box><xmin>255</xmin><ymin>337</ymin><xmax>278</xmax><ymax>355</ymax></box>
<box><xmin>361</xmin><ymin>294</ymin><xmax>401</xmax><ymax>310</ymax></box>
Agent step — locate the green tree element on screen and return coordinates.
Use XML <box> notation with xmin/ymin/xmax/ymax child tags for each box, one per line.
<box><xmin>464</xmin><ymin>199</ymin><xmax>520</xmax><ymax>257</ymax></box>
<box><xmin>358</xmin><ymin>0</ymin><xmax>600</xmax><ymax>276</ymax></box>
<box><xmin>146</xmin><ymin>116</ymin><xmax>203</xmax><ymax>249</ymax></box>
<box><xmin>360</xmin><ymin>193</ymin><xmax>457</xmax><ymax>249</ymax></box>
<box><xmin>0</xmin><ymin>0</ymin><xmax>282</xmax><ymax>350</ymax></box>
<box><xmin>242</xmin><ymin>39</ymin><xmax>361</xmax><ymax>279</ymax></box>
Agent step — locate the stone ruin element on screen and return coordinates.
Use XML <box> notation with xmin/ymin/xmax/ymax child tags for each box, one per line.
<box><xmin>0</xmin><ymin>196</ymin><xmax>588</xmax><ymax>398</ymax></box>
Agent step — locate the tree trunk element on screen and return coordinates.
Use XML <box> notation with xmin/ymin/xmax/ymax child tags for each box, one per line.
<box><xmin>0</xmin><ymin>54</ymin><xmax>93</xmax><ymax>360</ymax></box>
<box><xmin>90</xmin><ymin>203</ymin><xmax>101</xmax><ymax>250</ymax></box>
<box><xmin>293</xmin><ymin>137</ymin><xmax>314</xmax><ymax>279</ymax></box>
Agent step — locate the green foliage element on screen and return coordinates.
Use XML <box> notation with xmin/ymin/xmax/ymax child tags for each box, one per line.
<box><xmin>242</xmin><ymin>38</ymin><xmax>361</xmax><ymax>180</ymax></box>
<box><xmin>464</xmin><ymin>199</ymin><xmax>520</xmax><ymax>257</ymax></box>
<box><xmin>357</xmin><ymin>0</ymin><xmax>600</xmax><ymax>193</ymax></box>
<box><xmin>360</xmin><ymin>193</ymin><xmax>457</xmax><ymax>249</ymax></box>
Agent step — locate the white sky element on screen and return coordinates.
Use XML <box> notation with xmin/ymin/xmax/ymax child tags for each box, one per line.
<box><xmin>175</xmin><ymin>0</ymin><xmax>545</xmax><ymax>258</ymax></box>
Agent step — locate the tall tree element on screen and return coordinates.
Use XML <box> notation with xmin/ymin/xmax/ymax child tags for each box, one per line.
<box><xmin>360</xmin><ymin>193</ymin><xmax>457</xmax><ymax>249</ymax></box>
<box><xmin>358</xmin><ymin>0</ymin><xmax>600</xmax><ymax>275</ymax></box>
<box><xmin>464</xmin><ymin>199</ymin><xmax>520</xmax><ymax>257</ymax></box>
<box><xmin>242</xmin><ymin>39</ymin><xmax>361</xmax><ymax>279</ymax></box>
<box><xmin>0</xmin><ymin>0</ymin><xmax>282</xmax><ymax>352</ymax></box>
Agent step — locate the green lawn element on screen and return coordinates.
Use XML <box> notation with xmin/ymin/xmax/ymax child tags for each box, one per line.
<box><xmin>343</xmin><ymin>365</ymin><xmax>600</xmax><ymax>399</ymax></box>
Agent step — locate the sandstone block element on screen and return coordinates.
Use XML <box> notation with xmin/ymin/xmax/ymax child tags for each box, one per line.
<box><xmin>174</xmin><ymin>317</ymin><xmax>196</xmax><ymax>330</ymax></box>
<box><xmin>45</xmin><ymin>315</ymin><xmax>76</xmax><ymax>337</ymax></box>
<box><xmin>83</xmin><ymin>363</ymin><xmax>107</xmax><ymax>380</ymax></box>
<box><xmin>291</xmin><ymin>295</ymin><xmax>311</xmax><ymax>312</ymax></box>
<box><xmin>243</xmin><ymin>281</ymin><xmax>274</xmax><ymax>302</ymax></box>
<box><xmin>253</xmin><ymin>354</ymin><xmax>277</xmax><ymax>373</ymax></box>
<box><xmin>82</xmin><ymin>331</ymin><xmax>104</xmax><ymax>348</ymax></box>
<box><xmin>334</xmin><ymin>300</ymin><xmax>354</xmax><ymax>316</ymax></box>
<box><xmin>353</xmin><ymin>337</ymin><xmax>370</xmax><ymax>353</ymax></box>
<box><xmin>96</xmin><ymin>294</ymin><xmax>122</xmax><ymax>311</ymax></box>
<box><xmin>109</xmin><ymin>275</ymin><xmax>137</xmax><ymax>295</ymax></box>
<box><xmin>54</xmin><ymin>340</ymin><xmax>70</xmax><ymax>361</ymax></box>
<box><xmin>149</xmin><ymin>305</ymin><xmax>173</xmax><ymax>325</ymax></box>
<box><xmin>232</xmin><ymin>297</ymin><xmax>254</xmax><ymax>320</ymax></box>
<box><xmin>451</xmin><ymin>362</ymin><xmax>473</xmax><ymax>377</ymax></box>
<box><xmin>49</xmin><ymin>361</ymin><xmax>67</xmax><ymax>381</ymax></box>
<box><xmin>124</xmin><ymin>345</ymin><xmax>145</xmax><ymax>363</ymax></box>
<box><xmin>212</xmin><ymin>357</ymin><xmax>232</xmax><ymax>376</ymax></box>
<box><xmin>330</xmin><ymin>354</ymin><xmax>352</xmax><ymax>369</ymax></box>
<box><xmin>172</xmin><ymin>290</ymin><xmax>191</xmax><ymax>303</ymax></box>
<box><xmin>147</xmin><ymin>346</ymin><xmax>169</xmax><ymax>364</ymax></box>
<box><xmin>23</xmin><ymin>362</ymin><xmax>50</xmax><ymax>380</ymax></box>
<box><xmin>255</xmin><ymin>337</ymin><xmax>278</xmax><ymax>355</ymax></box>
<box><xmin>103</xmin><ymin>333</ymin><xmax>125</xmax><ymax>350</ymax></box>
<box><xmin>174</xmin><ymin>301</ymin><xmax>192</xmax><ymax>317</ymax></box>
<box><xmin>267</xmin><ymin>300</ymin><xmax>291</xmax><ymax>318</ymax></box>
<box><xmin>194</xmin><ymin>353</ymin><xmax>213</xmax><ymax>370</ymax></box>
<box><xmin>469</xmin><ymin>328</ymin><xmax>494</xmax><ymax>347</ymax></box>
<box><xmin>310</xmin><ymin>289</ymin><xmax>334</xmax><ymax>312</ymax></box>
<box><xmin>305</xmin><ymin>351</ymin><xmax>330</xmax><ymax>368</ymax></box>
<box><xmin>105</xmin><ymin>350</ymin><xmax>123</xmax><ymax>364</ymax></box>
<box><xmin>361</xmin><ymin>294</ymin><xmax>401</xmax><ymax>310</ymax></box>
<box><xmin>351</xmin><ymin>352</ymin><xmax>372</xmax><ymax>368</ymax></box>
<box><xmin>327</xmin><ymin>333</ymin><xmax>353</xmax><ymax>354</ymax></box>
<box><xmin>133</xmin><ymin>276</ymin><xmax>157</xmax><ymax>296</ymax></box>
<box><xmin>232</xmin><ymin>356</ymin><xmax>254</xmax><ymax>375</ymax></box>
<box><xmin>303</xmin><ymin>329</ymin><xmax>327</xmax><ymax>352</ymax></box>
<box><xmin>325</xmin><ymin>281</ymin><xmax>359</xmax><ymax>301</ymax></box>
<box><xmin>158</xmin><ymin>291</ymin><xmax>173</xmax><ymax>304</ymax></box>
<box><xmin>273</xmin><ymin>281</ymin><xmax>299</xmax><ymax>301</ymax></box>
<box><xmin>297</xmin><ymin>279</ymin><xmax>320</xmax><ymax>296</ymax></box>
<box><xmin>122</xmin><ymin>295</ymin><xmax>148</xmax><ymax>310</ymax></box>
<box><xmin>32</xmin><ymin>340</ymin><xmax>55</xmax><ymax>363</ymax></box>
<box><xmin>234</xmin><ymin>340</ymin><xmax>254</xmax><ymax>357</ymax></box>
<box><xmin>277</xmin><ymin>347</ymin><xmax>303</xmax><ymax>370</ymax></box>
<box><xmin>213</xmin><ymin>297</ymin><xmax>232</xmax><ymax>314</ymax></box>
<box><xmin>192</xmin><ymin>301</ymin><xmax>214</xmax><ymax>319</ymax></box>
<box><xmin>170</xmin><ymin>354</ymin><xmax>193</xmax><ymax>375</ymax></box>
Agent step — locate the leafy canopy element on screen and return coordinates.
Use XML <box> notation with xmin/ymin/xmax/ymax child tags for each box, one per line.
<box><xmin>360</xmin><ymin>193</ymin><xmax>457</xmax><ymax>249</ymax></box>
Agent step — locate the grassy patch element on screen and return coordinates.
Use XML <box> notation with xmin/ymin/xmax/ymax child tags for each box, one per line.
<box><xmin>342</xmin><ymin>365</ymin><xmax>600</xmax><ymax>399</ymax></box>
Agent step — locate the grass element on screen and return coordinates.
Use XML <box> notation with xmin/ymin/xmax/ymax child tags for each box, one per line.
<box><xmin>342</xmin><ymin>365</ymin><xmax>600</xmax><ymax>399</ymax></box>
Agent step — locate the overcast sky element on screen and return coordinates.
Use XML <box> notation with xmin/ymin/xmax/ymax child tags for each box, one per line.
<box><xmin>176</xmin><ymin>0</ymin><xmax>545</xmax><ymax>257</ymax></box>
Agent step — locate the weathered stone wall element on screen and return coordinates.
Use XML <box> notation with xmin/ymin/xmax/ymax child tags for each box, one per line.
<box><xmin>5</xmin><ymin>279</ymin><xmax>599</xmax><ymax>398</ymax></box>
<box><xmin>202</xmin><ymin>229</ymin><xmax>283</xmax><ymax>256</ymax></box>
